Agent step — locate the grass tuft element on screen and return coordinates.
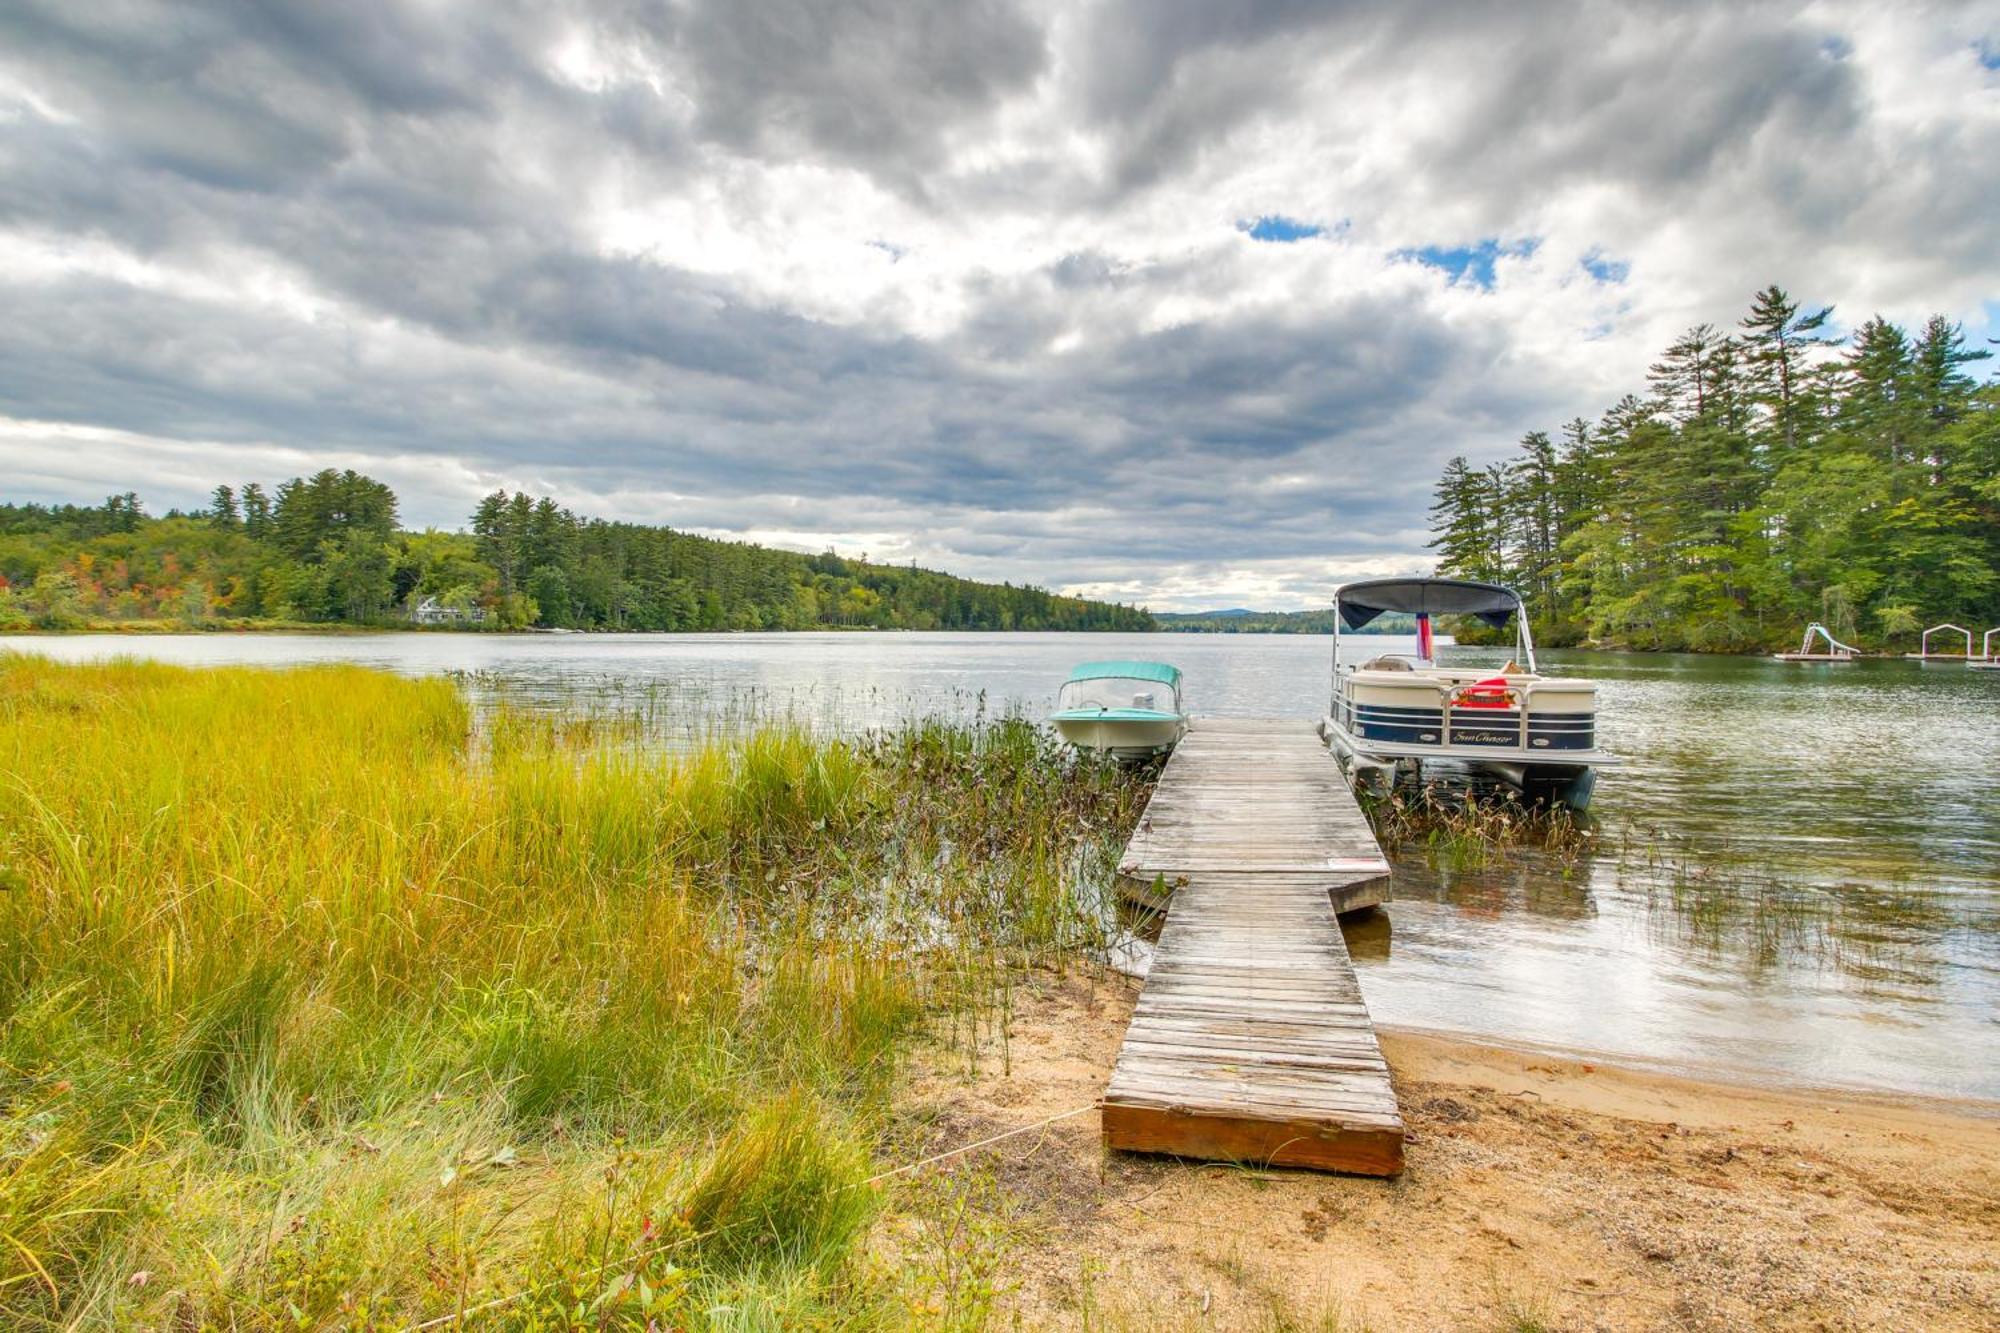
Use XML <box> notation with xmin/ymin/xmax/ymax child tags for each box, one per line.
<box><xmin>682</xmin><ymin>1091</ymin><xmax>875</xmax><ymax>1274</ymax></box>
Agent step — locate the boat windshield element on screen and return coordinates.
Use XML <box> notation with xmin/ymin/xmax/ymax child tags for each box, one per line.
<box><xmin>1056</xmin><ymin>676</ymin><xmax>1178</xmax><ymax>714</ymax></box>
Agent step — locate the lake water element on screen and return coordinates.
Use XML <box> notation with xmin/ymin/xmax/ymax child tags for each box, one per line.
<box><xmin>7</xmin><ymin>630</ymin><xmax>1997</xmax><ymax>1102</ymax></box>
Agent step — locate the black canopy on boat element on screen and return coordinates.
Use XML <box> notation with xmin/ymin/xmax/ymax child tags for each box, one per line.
<box><xmin>1335</xmin><ymin>577</ymin><xmax>1522</xmax><ymax>631</ymax></box>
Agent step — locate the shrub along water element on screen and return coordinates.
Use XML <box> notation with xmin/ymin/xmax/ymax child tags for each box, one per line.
<box><xmin>0</xmin><ymin>655</ymin><xmax>1147</xmax><ymax>1328</ymax></box>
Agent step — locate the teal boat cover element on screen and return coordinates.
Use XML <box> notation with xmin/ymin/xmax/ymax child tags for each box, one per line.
<box><xmin>1049</xmin><ymin>707</ymin><xmax>1182</xmax><ymax>722</ymax></box>
<box><xmin>1063</xmin><ymin>660</ymin><xmax>1182</xmax><ymax>687</ymax></box>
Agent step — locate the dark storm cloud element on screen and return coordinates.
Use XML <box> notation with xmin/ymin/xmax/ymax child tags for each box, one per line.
<box><xmin>1062</xmin><ymin>0</ymin><xmax>1912</xmax><ymax>250</ymax></box>
<box><xmin>0</xmin><ymin>0</ymin><xmax>1992</xmax><ymax>605</ymax></box>
<box><xmin>1420</xmin><ymin>11</ymin><xmax>1865</xmax><ymax>208</ymax></box>
<box><xmin>0</xmin><ymin>1</ymin><xmax>526</xmax><ymax>192</ymax></box>
<box><xmin>0</xmin><ymin>0</ymin><xmax>1044</xmax><ymax>327</ymax></box>
<box><xmin>1071</xmin><ymin>0</ymin><xmax>1374</xmax><ymax>190</ymax></box>
<box><xmin>657</xmin><ymin>0</ymin><xmax>1045</xmax><ymax>181</ymax></box>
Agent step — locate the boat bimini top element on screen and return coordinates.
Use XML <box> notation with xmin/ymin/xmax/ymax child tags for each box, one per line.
<box><xmin>1334</xmin><ymin>577</ymin><xmax>1535</xmax><ymax>672</ymax></box>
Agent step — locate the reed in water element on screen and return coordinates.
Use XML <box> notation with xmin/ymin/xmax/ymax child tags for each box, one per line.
<box><xmin>1360</xmin><ymin>780</ymin><xmax>1593</xmax><ymax>871</ymax></box>
<box><xmin>0</xmin><ymin>654</ymin><xmax>1148</xmax><ymax>1328</ymax></box>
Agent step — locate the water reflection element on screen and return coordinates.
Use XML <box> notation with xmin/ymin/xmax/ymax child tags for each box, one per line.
<box><xmin>1394</xmin><ymin>857</ymin><xmax>1599</xmax><ymax>924</ymax></box>
<box><xmin>6</xmin><ymin>630</ymin><xmax>1997</xmax><ymax>1098</ymax></box>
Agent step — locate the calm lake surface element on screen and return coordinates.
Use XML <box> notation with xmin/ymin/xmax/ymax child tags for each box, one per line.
<box><xmin>8</xmin><ymin>630</ymin><xmax>1998</xmax><ymax>1101</ymax></box>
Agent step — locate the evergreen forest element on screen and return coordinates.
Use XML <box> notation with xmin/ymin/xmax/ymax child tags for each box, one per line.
<box><xmin>1428</xmin><ymin>286</ymin><xmax>1998</xmax><ymax>651</ymax></box>
<box><xmin>0</xmin><ymin>477</ymin><xmax>1155</xmax><ymax>633</ymax></box>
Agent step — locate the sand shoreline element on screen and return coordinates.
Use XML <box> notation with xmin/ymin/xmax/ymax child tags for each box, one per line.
<box><xmin>890</xmin><ymin>969</ymin><xmax>2000</xmax><ymax>1330</ymax></box>
<box><xmin>1374</xmin><ymin>1020</ymin><xmax>2000</xmax><ymax>1125</ymax></box>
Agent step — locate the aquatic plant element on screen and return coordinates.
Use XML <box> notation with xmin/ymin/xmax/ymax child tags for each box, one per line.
<box><xmin>1607</xmin><ymin>826</ymin><xmax>1993</xmax><ymax>993</ymax></box>
<box><xmin>0</xmin><ymin>653</ymin><xmax>1149</xmax><ymax>1327</ymax></box>
<box><xmin>1360</xmin><ymin>780</ymin><xmax>1592</xmax><ymax>872</ymax></box>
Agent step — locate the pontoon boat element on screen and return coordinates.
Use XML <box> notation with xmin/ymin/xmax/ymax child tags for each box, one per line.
<box><xmin>1320</xmin><ymin>578</ymin><xmax>1617</xmax><ymax>810</ymax></box>
<box><xmin>1050</xmin><ymin>660</ymin><xmax>1188</xmax><ymax>760</ymax></box>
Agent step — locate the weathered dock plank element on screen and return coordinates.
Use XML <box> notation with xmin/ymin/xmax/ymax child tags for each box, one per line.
<box><xmin>1101</xmin><ymin>718</ymin><xmax>1403</xmax><ymax>1176</ymax></box>
<box><xmin>1118</xmin><ymin>717</ymin><xmax>1389</xmax><ymax>912</ymax></box>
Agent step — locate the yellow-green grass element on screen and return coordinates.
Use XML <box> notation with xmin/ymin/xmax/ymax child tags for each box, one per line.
<box><xmin>0</xmin><ymin>654</ymin><xmax>1145</xmax><ymax>1328</ymax></box>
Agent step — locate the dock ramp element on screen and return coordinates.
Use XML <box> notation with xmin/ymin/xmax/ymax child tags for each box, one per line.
<box><xmin>1103</xmin><ymin>718</ymin><xmax>1403</xmax><ymax>1175</ymax></box>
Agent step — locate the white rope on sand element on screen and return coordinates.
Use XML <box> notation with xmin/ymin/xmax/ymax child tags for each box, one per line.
<box><xmin>861</xmin><ymin>1103</ymin><xmax>1096</xmax><ymax>1185</ymax></box>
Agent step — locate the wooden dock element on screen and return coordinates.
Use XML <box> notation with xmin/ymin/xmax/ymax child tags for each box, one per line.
<box><xmin>1102</xmin><ymin>718</ymin><xmax>1403</xmax><ymax>1176</ymax></box>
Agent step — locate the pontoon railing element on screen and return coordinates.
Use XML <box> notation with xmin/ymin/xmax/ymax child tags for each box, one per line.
<box><xmin>1336</xmin><ymin>675</ymin><xmax>1591</xmax><ymax>754</ymax></box>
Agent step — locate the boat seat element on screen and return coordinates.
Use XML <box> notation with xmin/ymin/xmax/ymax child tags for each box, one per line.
<box><xmin>1358</xmin><ymin>656</ymin><xmax>1414</xmax><ymax>672</ymax></box>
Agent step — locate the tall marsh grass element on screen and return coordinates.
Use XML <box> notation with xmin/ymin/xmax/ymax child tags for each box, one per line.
<box><xmin>0</xmin><ymin>655</ymin><xmax>1147</xmax><ymax>1328</ymax></box>
<box><xmin>1361</xmin><ymin>781</ymin><xmax>1591</xmax><ymax>872</ymax></box>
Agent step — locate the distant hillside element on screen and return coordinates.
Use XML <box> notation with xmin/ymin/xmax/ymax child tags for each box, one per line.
<box><xmin>1158</xmin><ymin>608</ymin><xmax>1419</xmax><ymax>634</ymax></box>
<box><xmin>0</xmin><ymin>473</ymin><xmax>1157</xmax><ymax>633</ymax></box>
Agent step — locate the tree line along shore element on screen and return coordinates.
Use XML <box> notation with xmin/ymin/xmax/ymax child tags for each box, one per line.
<box><xmin>8</xmin><ymin>284</ymin><xmax>1993</xmax><ymax>653</ymax></box>
<box><xmin>0</xmin><ymin>477</ymin><xmax>1154</xmax><ymax>634</ymax></box>
<box><xmin>1430</xmin><ymin>285</ymin><xmax>1999</xmax><ymax>653</ymax></box>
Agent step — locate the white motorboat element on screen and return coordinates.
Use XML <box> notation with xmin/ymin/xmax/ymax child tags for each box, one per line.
<box><xmin>1320</xmin><ymin>577</ymin><xmax>1617</xmax><ymax>810</ymax></box>
<box><xmin>1050</xmin><ymin>660</ymin><xmax>1188</xmax><ymax>760</ymax></box>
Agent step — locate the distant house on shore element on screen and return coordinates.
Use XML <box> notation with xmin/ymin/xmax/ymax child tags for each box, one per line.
<box><xmin>410</xmin><ymin>595</ymin><xmax>486</xmax><ymax>626</ymax></box>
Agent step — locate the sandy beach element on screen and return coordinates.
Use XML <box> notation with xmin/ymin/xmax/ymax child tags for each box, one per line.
<box><xmin>889</xmin><ymin>970</ymin><xmax>2000</xmax><ymax>1331</ymax></box>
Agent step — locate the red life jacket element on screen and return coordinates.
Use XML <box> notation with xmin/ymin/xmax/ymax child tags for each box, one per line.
<box><xmin>1453</xmin><ymin>676</ymin><xmax>1516</xmax><ymax>709</ymax></box>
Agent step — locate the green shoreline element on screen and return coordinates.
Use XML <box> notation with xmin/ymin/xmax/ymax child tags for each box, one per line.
<box><xmin>0</xmin><ymin>619</ymin><xmax>1954</xmax><ymax>658</ymax></box>
<box><xmin>0</xmin><ymin>619</ymin><xmax>1056</xmax><ymax>636</ymax></box>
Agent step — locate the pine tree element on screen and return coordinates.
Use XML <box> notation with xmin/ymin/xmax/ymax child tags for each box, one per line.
<box><xmin>471</xmin><ymin>491</ymin><xmax>516</xmax><ymax>592</ymax></box>
<box><xmin>1553</xmin><ymin>418</ymin><xmax>1599</xmax><ymax>524</ymax></box>
<box><xmin>270</xmin><ymin>470</ymin><xmax>399</xmax><ymax>563</ymax></box>
<box><xmin>1911</xmin><ymin>315</ymin><xmax>1990</xmax><ymax>425</ymax></box>
<box><xmin>1910</xmin><ymin>315</ymin><xmax>1992</xmax><ymax>482</ymax></box>
<box><xmin>1708</xmin><ymin>335</ymin><xmax>1750</xmax><ymax>435</ymax></box>
<box><xmin>240</xmin><ymin>483</ymin><xmax>270</xmax><ymax>538</ymax></box>
<box><xmin>209</xmin><ymin>484</ymin><xmax>240</xmax><ymax>528</ymax></box>
<box><xmin>1510</xmin><ymin>431</ymin><xmax>1561</xmax><ymax>614</ymax></box>
<box><xmin>103</xmin><ymin>492</ymin><xmax>144</xmax><ymax>533</ymax></box>
<box><xmin>1842</xmin><ymin>316</ymin><xmax>1917</xmax><ymax>474</ymax></box>
<box><xmin>1648</xmin><ymin>324</ymin><xmax>1734</xmax><ymax>424</ymax></box>
<box><xmin>1740</xmin><ymin>285</ymin><xmax>1834</xmax><ymax>456</ymax></box>
<box><xmin>1428</xmin><ymin>456</ymin><xmax>1499</xmax><ymax>582</ymax></box>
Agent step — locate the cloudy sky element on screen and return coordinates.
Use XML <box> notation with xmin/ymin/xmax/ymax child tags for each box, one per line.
<box><xmin>2</xmin><ymin>1</ymin><xmax>1996</xmax><ymax>609</ymax></box>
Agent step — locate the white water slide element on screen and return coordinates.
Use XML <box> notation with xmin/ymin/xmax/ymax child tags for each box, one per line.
<box><xmin>1774</xmin><ymin>622</ymin><xmax>1858</xmax><ymax>661</ymax></box>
